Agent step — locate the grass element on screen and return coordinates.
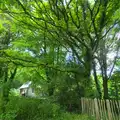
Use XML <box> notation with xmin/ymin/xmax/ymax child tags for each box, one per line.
<box><xmin>55</xmin><ymin>113</ymin><xmax>95</xmax><ymax>120</ymax></box>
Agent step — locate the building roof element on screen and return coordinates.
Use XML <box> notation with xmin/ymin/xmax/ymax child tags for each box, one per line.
<box><xmin>19</xmin><ymin>81</ymin><xmax>32</xmax><ymax>89</ymax></box>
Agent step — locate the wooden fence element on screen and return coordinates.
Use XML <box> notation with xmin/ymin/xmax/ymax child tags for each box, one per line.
<box><xmin>81</xmin><ymin>98</ymin><xmax>120</xmax><ymax>120</ymax></box>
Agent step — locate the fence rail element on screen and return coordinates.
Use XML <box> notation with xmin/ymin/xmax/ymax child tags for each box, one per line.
<box><xmin>81</xmin><ymin>98</ymin><xmax>120</xmax><ymax>120</ymax></box>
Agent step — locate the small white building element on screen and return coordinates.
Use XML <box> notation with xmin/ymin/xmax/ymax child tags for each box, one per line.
<box><xmin>19</xmin><ymin>81</ymin><xmax>36</xmax><ymax>97</ymax></box>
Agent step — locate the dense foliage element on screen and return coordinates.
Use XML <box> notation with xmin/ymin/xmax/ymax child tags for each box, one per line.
<box><xmin>0</xmin><ymin>0</ymin><xmax>120</xmax><ymax>119</ymax></box>
<box><xmin>0</xmin><ymin>96</ymin><xmax>94</xmax><ymax>120</ymax></box>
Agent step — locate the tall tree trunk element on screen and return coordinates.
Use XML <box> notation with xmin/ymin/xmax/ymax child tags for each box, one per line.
<box><xmin>84</xmin><ymin>48</ymin><xmax>92</xmax><ymax>78</ymax></box>
<box><xmin>92</xmin><ymin>60</ymin><xmax>102</xmax><ymax>98</ymax></box>
<box><xmin>99</xmin><ymin>39</ymin><xmax>109</xmax><ymax>99</ymax></box>
<box><xmin>102</xmin><ymin>56</ymin><xmax>109</xmax><ymax>99</ymax></box>
<box><xmin>103</xmin><ymin>78</ymin><xmax>108</xmax><ymax>99</ymax></box>
<box><xmin>100</xmin><ymin>61</ymin><xmax>109</xmax><ymax>99</ymax></box>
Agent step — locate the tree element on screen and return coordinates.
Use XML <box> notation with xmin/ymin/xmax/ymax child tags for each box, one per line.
<box><xmin>1</xmin><ymin>0</ymin><xmax>120</xmax><ymax>99</ymax></box>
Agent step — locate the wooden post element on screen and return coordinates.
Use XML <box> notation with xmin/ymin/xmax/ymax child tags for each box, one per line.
<box><xmin>81</xmin><ymin>98</ymin><xmax>120</xmax><ymax>120</ymax></box>
<box><xmin>110</xmin><ymin>100</ymin><xmax>115</xmax><ymax>120</ymax></box>
<box><xmin>81</xmin><ymin>98</ymin><xmax>84</xmax><ymax>113</ymax></box>
<box><xmin>92</xmin><ymin>99</ymin><xmax>95</xmax><ymax>117</ymax></box>
<box><xmin>94</xmin><ymin>98</ymin><xmax>100</xmax><ymax>120</ymax></box>
<box><xmin>103</xmin><ymin>99</ymin><xmax>108</xmax><ymax>120</ymax></box>
<box><xmin>86</xmin><ymin>98</ymin><xmax>89</xmax><ymax>115</ymax></box>
<box><xmin>115</xmin><ymin>100</ymin><xmax>120</xmax><ymax>120</ymax></box>
<box><xmin>98</xmin><ymin>99</ymin><xmax>103</xmax><ymax>119</ymax></box>
<box><xmin>101</xmin><ymin>100</ymin><xmax>106</xmax><ymax>120</ymax></box>
<box><xmin>88</xmin><ymin>98</ymin><xmax>90</xmax><ymax>116</ymax></box>
<box><xmin>119</xmin><ymin>100</ymin><xmax>120</xmax><ymax>119</ymax></box>
<box><xmin>106</xmin><ymin>99</ymin><xmax>112</xmax><ymax>120</ymax></box>
<box><xmin>89</xmin><ymin>99</ymin><xmax>93</xmax><ymax>116</ymax></box>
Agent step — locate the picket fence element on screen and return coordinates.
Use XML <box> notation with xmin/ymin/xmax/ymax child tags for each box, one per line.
<box><xmin>81</xmin><ymin>98</ymin><xmax>120</xmax><ymax>120</ymax></box>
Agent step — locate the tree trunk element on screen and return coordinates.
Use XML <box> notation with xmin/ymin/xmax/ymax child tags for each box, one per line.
<box><xmin>99</xmin><ymin>39</ymin><xmax>109</xmax><ymax>99</ymax></box>
<box><xmin>84</xmin><ymin>48</ymin><xmax>92</xmax><ymax>78</ymax></box>
<box><xmin>102</xmin><ymin>59</ymin><xmax>109</xmax><ymax>99</ymax></box>
<box><xmin>92</xmin><ymin>60</ymin><xmax>102</xmax><ymax>98</ymax></box>
<box><xmin>103</xmin><ymin>78</ymin><xmax>108</xmax><ymax>99</ymax></box>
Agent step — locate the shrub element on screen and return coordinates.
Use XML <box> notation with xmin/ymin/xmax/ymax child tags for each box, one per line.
<box><xmin>3</xmin><ymin>96</ymin><xmax>61</xmax><ymax>120</ymax></box>
<box><xmin>0</xmin><ymin>95</ymin><xmax>95</xmax><ymax>120</ymax></box>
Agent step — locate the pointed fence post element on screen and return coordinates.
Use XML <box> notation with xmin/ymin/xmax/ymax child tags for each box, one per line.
<box><xmin>94</xmin><ymin>98</ymin><xmax>100</xmax><ymax>120</ymax></box>
<box><xmin>106</xmin><ymin>99</ymin><xmax>112</xmax><ymax>120</ymax></box>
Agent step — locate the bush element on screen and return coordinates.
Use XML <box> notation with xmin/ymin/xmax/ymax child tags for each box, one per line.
<box><xmin>2</xmin><ymin>96</ymin><xmax>61</xmax><ymax>120</ymax></box>
<box><xmin>0</xmin><ymin>95</ymin><xmax>95</xmax><ymax>120</ymax></box>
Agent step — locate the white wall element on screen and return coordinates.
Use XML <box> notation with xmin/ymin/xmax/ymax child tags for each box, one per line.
<box><xmin>26</xmin><ymin>87</ymin><xmax>36</xmax><ymax>97</ymax></box>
